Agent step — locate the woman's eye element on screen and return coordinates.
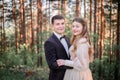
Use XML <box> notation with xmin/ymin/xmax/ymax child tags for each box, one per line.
<box><xmin>72</xmin><ymin>25</ymin><xmax>79</xmax><ymax>28</ymax></box>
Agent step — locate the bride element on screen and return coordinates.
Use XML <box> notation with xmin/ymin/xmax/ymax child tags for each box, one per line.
<box><xmin>57</xmin><ymin>17</ymin><xmax>93</xmax><ymax>80</ymax></box>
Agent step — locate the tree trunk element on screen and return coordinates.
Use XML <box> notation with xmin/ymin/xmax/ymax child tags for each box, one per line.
<box><xmin>109</xmin><ymin>0</ymin><xmax>112</xmax><ymax>63</ymax></box>
<box><xmin>62</xmin><ymin>0</ymin><xmax>67</xmax><ymax>15</ymax></box>
<box><xmin>76</xmin><ymin>0</ymin><xmax>80</xmax><ymax>17</ymax></box>
<box><xmin>94</xmin><ymin>0</ymin><xmax>97</xmax><ymax>58</ymax></box>
<box><xmin>115</xmin><ymin>1</ymin><xmax>120</xmax><ymax>80</ymax></box>
<box><xmin>30</xmin><ymin>0</ymin><xmax>34</xmax><ymax>51</ymax></box>
<box><xmin>84</xmin><ymin>0</ymin><xmax>86</xmax><ymax>18</ymax></box>
<box><xmin>2</xmin><ymin>0</ymin><xmax>6</xmax><ymax>51</ymax></box>
<box><xmin>37</xmin><ymin>0</ymin><xmax>42</xmax><ymax>66</ymax></box>
<box><xmin>20</xmin><ymin>0</ymin><xmax>26</xmax><ymax>44</ymax></box>
<box><xmin>58</xmin><ymin>1</ymin><xmax>61</xmax><ymax>14</ymax></box>
<box><xmin>100</xmin><ymin>0</ymin><xmax>105</xmax><ymax>57</ymax></box>
<box><xmin>90</xmin><ymin>0</ymin><xmax>92</xmax><ymax>32</ymax></box>
<box><xmin>97</xmin><ymin>0</ymin><xmax>101</xmax><ymax>59</ymax></box>
<box><xmin>97</xmin><ymin>0</ymin><xmax>101</xmax><ymax>80</ymax></box>
<box><xmin>0</xmin><ymin>14</ymin><xmax>2</xmax><ymax>52</ymax></box>
<box><xmin>19</xmin><ymin>0</ymin><xmax>22</xmax><ymax>44</ymax></box>
<box><xmin>12</xmin><ymin>0</ymin><xmax>18</xmax><ymax>54</ymax></box>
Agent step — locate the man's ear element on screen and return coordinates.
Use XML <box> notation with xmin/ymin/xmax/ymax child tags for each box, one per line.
<box><xmin>51</xmin><ymin>24</ymin><xmax>54</xmax><ymax>30</ymax></box>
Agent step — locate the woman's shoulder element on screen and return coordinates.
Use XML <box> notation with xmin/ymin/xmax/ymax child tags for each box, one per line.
<box><xmin>78</xmin><ymin>38</ymin><xmax>90</xmax><ymax>47</ymax></box>
<box><xmin>78</xmin><ymin>38</ymin><xmax>87</xmax><ymax>43</ymax></box>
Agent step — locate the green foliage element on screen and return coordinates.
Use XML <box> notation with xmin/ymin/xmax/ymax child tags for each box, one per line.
<box><xmin>65</xmin><ymin>27</ymin><xmax>72</xmax><ymax>38</ymax></box>
<box><xmin>0</xmin><ymin>44</ymin><xmax>49</xmax><ymax>80</ymax></box>
<box><xmin>0</xmin><ymin>69</ymin><xmax>25</xmax><ymax>80</ymax></box>
<box><xmin>90</xmin><ymin>33</ymin><xmax>99</xmax><ymax>44</ymax></box>
<box><xmin>90</xmin><ymin>56</ymin><xmax>120</xmax><ymax>80</ymax></box>
<box><xmin>0</xmin><ymin>67</ymin><xmax>49</xmax><ymax>80</ymax></box>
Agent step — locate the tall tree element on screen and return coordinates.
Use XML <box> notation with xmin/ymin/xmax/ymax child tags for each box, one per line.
<box><xmin>61</xmin><ymin>0</ymin><xmax>67</xmax><ymax>15</ymax></box>
<box><xmin>58</xmin><ymin>1</ymin><xmax>61</xmax><ymax>14</ymax></box>
<box><xmin>36</xmin><ymin>0</ymin><xmax>42</xmax><ymax>54</ymax></box>
<box><xmin>90</xmin><ymin>0</ymin><xmax>92</xmax><ymax>31</ymax></box>
<box><xmin>76</xmin><ymin>0</ymin><xmax>80</xmax><ymax>17</ymax></box>
<box><xmin>97</xmin><ymin>0</ymin><xmax>102</xmax><ymax>80</ymax></box>
<box><xmin>37</xmin><ymin>0</ymin><xmax>42</xmax><ymax>66</ymax></box>
<box><xmin>20</xmin><ymin>0</ymin><xmax>26</xmax><ymax>44</ymax></box>
<box><xmin>116</xmin><ymin>0</ymin><xmax>120</xmax><ymax>61</ymax></box>
<box><xmin>97</xmin><ymin>0</ymin><xmax>101</xmax><ymax>59</ymax></box>
<box><xmin>115</xmin><ymin>1</ymin><xmax>120</xmax><ymax>80</ymax></box>
<box><xmin>29</xmin><ymin>0</ymin><xmax>34</xmax><ymax>51</ymax></box>
<box><xmin>12</xmin><ymin>0</ymin><xmax>18</xmax><ymax>54</ymax></box>
<box><xmin>2</xmin><ymin>0</ymin><xmax>6</xmax><ymax>51</ymax></box>
<box><xmin>84</xmin><ymin>0</ymin><xmax>86</xmax><ymax>18</ymax></box>
<box><xmin>100</xmin><ymin>0</ymin><xmax>105</xmax><ymax>57</ymax></box>
<box><xmin>0</xmin><ymin>0</ymin><xmax>3</xmax><ymax>52</ymax></box>
<box><xmin>109</xmin><ymin>0</ymin><xmax>112</xmax><ymax>63</ymax></box>
<box><xmin>94</xmin><ymin>0</ymin><xmax>97</xmax><ymax>57</ymax></box>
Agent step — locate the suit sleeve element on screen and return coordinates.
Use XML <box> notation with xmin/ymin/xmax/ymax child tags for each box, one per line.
<box><xmin>44</xmin><ymin>41</ymin><xmax>59</xmax><ymax>70</ymax></box>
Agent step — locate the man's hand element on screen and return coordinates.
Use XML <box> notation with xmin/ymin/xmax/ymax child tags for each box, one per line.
<box><xmin>57</xmin><ymin>59</ymin><xmax>65</xmax><ymax>66</ymax></box>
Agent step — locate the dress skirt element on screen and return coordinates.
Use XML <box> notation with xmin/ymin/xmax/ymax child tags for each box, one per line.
<box><xmin>64</xmin><ymin>68</ymin><xmax>93</xmax><ymax>80</ymax></box>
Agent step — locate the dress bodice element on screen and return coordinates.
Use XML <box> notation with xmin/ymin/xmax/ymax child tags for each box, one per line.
<box><xmin>63</xmin><ymin>38</ymin><xmax>93</xmax><ymax>80</ymax></box>
<box><xmin>64</xmin><ymin>38</ymin><xmax>91</xmax><ymax>71</ymax></box>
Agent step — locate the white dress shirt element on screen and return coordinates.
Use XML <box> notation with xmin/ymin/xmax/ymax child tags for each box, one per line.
<box><xmin>54</xmin><ymin>32</ymin><xmax>69</xmax><ymax>57</ymax></box>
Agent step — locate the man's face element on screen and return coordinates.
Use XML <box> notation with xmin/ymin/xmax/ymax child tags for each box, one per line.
<box><xmin>52</xmin><ymin>19</ymin><xmax>65</xmax><ymax>35</ymax></box>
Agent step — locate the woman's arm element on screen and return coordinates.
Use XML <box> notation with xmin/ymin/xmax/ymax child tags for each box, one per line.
<box><xmin>58</xmin><ymin>43</ymin><xmax>90</xmax><ymax>71</ymax></box>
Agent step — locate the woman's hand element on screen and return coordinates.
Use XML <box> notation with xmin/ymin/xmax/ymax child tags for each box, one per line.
<box><xmin>72</xmin><ymin>55</ymin><xmax>77</xmax><ymax>61</ymax></box>
<box><xmin>57</xmin><ymin>59</ymin><xmax>65</xmax><ymax>66</ymax></box>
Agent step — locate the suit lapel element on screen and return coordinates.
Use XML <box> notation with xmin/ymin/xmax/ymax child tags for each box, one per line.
<box><xmin>52</xmin><ymin>34</ymin><xmax>70</xmax><ymax>58</ymax></box>
<box><xmin>52</xmin><ymin>34</ymin><xmax>64</xmax><ymax>48</ymax></box>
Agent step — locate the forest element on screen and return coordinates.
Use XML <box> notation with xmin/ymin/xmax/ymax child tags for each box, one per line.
<box><xmin>0</xmin><ymin>0</ymin><xmax>120</xmax><ymax>80</ymax></box>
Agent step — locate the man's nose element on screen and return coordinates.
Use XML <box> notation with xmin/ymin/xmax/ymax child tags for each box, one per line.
<box><xmin>60</xmin><ymin>24</ymin><xmax>64</xmax><ymax>27</ymax></box>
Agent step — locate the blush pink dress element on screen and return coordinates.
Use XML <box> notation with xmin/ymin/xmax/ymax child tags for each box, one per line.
<box><xmin>63</xmin><ymin>38</ymin><xmax>93</xmax><ymax>80</ymax></box>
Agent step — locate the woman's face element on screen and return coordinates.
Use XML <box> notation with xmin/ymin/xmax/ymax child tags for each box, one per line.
<box><xmin>72</xmin><ymin>21</ymin><xmax>83</xmax><ymax>36</ymax></box>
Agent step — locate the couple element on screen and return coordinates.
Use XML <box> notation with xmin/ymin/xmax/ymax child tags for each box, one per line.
<box><xmin>44</xmin><ymin>15</ymin><xmax>93</xmax><ymax>80</ymax></box>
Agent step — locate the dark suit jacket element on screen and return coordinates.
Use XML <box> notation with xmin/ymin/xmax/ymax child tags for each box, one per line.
<box><xmin>44</xmin><ymin>33</ymin><xmax>72</xmax><ymax>80</ymax></box>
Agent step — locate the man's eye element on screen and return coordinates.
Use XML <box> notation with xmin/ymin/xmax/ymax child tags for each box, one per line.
<box><xmin>56</xmin><ymin>23</ymin><xmax>59</xmax><ymax>25</ymax></box>
<box><xmin>62</xmin><ymin>23</ymin><xmax>64</xmax><ymax>25</ymax></box>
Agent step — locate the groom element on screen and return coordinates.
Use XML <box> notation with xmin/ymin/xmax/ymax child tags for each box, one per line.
<box><xmin>44</xmin><ymin>15</ymin><xmax>72</xmax><ymax>80</ymax></box>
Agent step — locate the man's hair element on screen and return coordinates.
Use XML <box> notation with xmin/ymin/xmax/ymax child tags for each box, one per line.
<box><xmin>51</xmin><ymin>15</ymin><xmax>64</xmax><ymax>24</ymax></box>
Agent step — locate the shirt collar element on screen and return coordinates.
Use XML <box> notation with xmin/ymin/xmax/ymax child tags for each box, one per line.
<box><xmin>53</xmin><ymin>32</ymin><xmax>63</xmax><ymax>40</ymax></box>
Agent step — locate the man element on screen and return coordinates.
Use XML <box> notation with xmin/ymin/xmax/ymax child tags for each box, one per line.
<box><xmin>44</xmin><ymin>15</ymin><xmax>72</xmax><ymax>80</ymax></box>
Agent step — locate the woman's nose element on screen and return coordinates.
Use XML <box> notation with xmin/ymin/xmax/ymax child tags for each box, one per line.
<box><xmin>72</xmin><ymin>27</ymin><xmax>76</xmax><ymax>30</ymax></box>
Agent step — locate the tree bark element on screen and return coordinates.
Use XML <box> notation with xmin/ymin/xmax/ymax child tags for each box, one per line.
<box><xmin>30</xmin><ymin>0</ymin><xmax>34</xmax><ymax>51</ymax></box>
<box><xmin>94</xmin><ymin>0</ymin><xmax>97</xmax><ymax>58</ymax></box>
<box><xmin>2</xmin><ymin>0</ymin><xmax>6</xmax><ymax>51</ymax></box>
<box><xmin>115</xmin><ymin>2</ymin><xmax>120</xmax><ymax>80</ymax></box>
<box><xmin>12</xmin><ymin>0</ymin><xmax>18</xmax><ymax>54</ymax></box>
<box><xmin>20</xmin><ymin>0</ymin><xmax>26</xmax><ymax>44</ymax></box>
<box><xmin>37</xmin><ymin>0</ymin><xmax>42</xmax><ymax>66</ymax></box>
<box><xmin>76</xmin><ymin>0</ymin><xmax>80</xmax><ymax>17</ymax></box>
<box><xmin>90</xmin><ymin>0</ymin><xmax>92</xmax><ymax>32</ymax></box>
<box><xmin>84</xmin><ymin>0</ymin><xmax>86</xmax><ymax>18</ymax></box>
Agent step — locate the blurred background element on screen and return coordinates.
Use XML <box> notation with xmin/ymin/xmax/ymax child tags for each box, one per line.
<box><xmin>0</xmin><ymin>0</ymin><xmax>120</xmax><ymax>80</ymax></box>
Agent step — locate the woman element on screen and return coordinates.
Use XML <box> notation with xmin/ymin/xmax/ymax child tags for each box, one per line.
<box><xmin>57</xmin><ymin>17</ymin><xmax>93</xmax><ymax>80</ymax></box>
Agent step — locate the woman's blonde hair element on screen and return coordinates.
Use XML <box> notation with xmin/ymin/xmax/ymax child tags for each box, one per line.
<box><xmin>70</xmin><ymin>17</ymin><xmax>94</xmax><ymax>61</ymax></box>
